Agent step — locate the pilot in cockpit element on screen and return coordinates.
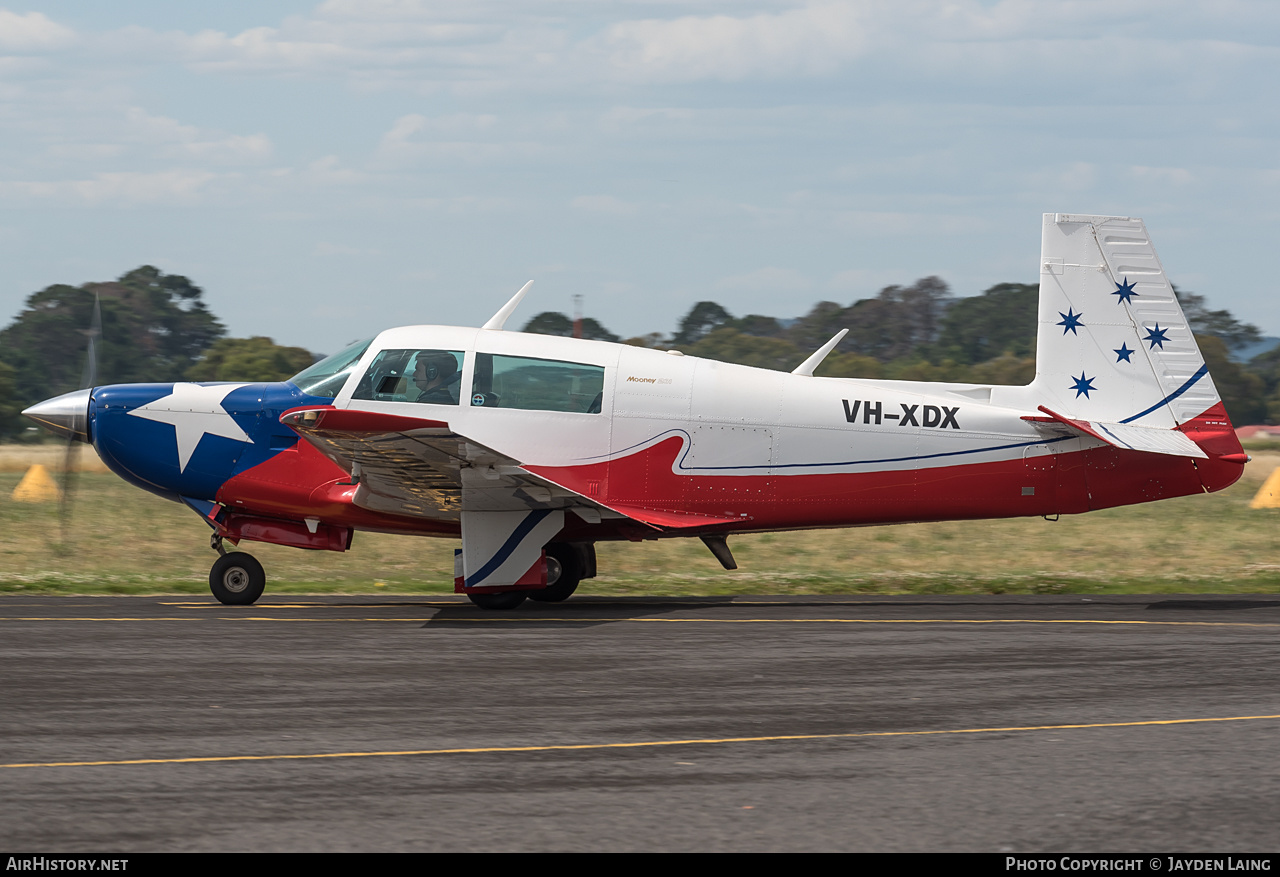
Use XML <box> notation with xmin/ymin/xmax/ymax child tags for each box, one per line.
<box><xmin>412</xmin><ymin>351</ymin><xmax>459</xmax><ymax>404</ymax></box>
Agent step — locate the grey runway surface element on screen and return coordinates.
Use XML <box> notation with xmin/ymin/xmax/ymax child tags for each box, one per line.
<box><xmin>2</xmin><ymin>593</ymin><xmax>1280</xmax><ymax>852</ymax></box>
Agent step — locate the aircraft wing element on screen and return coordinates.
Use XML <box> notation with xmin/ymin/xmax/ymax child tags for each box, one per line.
<box><xmin>282</xmin><ymin>405</ymin><xmax>745</xmax><ymax>534</ymax></box>
<box><xmin>281</xmin><ymin>406</ymin><xmax>742</xmax><ymax>589</ymax></box>
<box><xmin>280</xmin><ymin>406</ymin><xmax>614</xmax><ymax>521</ymax></box>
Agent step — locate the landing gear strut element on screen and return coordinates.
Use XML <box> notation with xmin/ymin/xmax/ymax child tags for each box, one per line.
<box><xmin>209</xmin><ymin>539</ymin><xmax>266</xmax><ymax>605</ymax></box>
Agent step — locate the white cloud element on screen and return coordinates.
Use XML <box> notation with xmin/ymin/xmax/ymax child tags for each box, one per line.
<box><xmin>30</xmin><ymin>2</ymin><xmax>1276</xmax><ymax>98</ymax></box>
<box><xmin>599</xmin><ymin>105</ymin><xmax>696</xmax><ymax>134</ymax></box>
<box><xmin>121</xmin><ymin>108</ymin><xmax>272</xmax><ymax>165</ymax></box>
<box><xmin>595</xmin><ymin>3</ymin><xmax>867</xmax><ymax>82</ymax></box>
<box><xmin>3</xmin><ymin>2</ymin><xmax>1280</xmax><ymax>347</ymax></box>
<box><xmin>0</xmin><ymin>170</ymin><xmax>219</xmax><ymax>205</ymax></box>
<box><xmin>379</xmin><ymin>112</ymin><xmax>498</xmax><ymax>144</ymax></box>
<box><xmin>128</xmin><ymin>4</ymin><xmax>509</xmax><ymax>81</ymax></box>
<box><xmin>180</xmin><ymin>25</ymin><xmax>360</xmax><ymax>73</ymax></box>
<box><xmin>373</xmin><ymin>112</ymin><xmax>533</xmax><ymax>168</ymax></box>
<box><xmin>303</xmin><ymin>155</ymin><xmax>367</xmax><ymax>185</ymax></box>
<box><xmin>182</xmin><ymin>133</ymin><xmax>272</xmax><ymax>163</ymax></box>
<box><xmin>0</xmin><ymin>9</ymin><xmax>75</xmax><ymax>52</ymax></box>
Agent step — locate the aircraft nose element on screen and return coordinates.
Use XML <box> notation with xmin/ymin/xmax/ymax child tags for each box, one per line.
<box><xmin>22</xmin><ymin>388</ymin><xmax>92</xmax><ymax>443</ymax></box>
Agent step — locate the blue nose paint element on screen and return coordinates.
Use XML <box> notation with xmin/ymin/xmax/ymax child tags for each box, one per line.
<box><xmin>92</xmin><ymin>381</ymin><xmax>332</xmax><ymax>503</ymax></box>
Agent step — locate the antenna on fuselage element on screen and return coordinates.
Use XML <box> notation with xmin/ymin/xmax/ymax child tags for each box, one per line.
<box><xmin>791</xmin><ymin>328</ymin><xmax>848</xmax><ymax>376</ymax></box>
<box><xmin>482</xmin><ymin>280</ymin><xmax>534</xmax><ymax>331</ymax></box>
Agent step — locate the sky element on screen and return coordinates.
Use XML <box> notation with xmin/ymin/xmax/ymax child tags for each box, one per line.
<box><xmin>2</xmin><ymin>1</ymin><xmax>1279</xmax><ymax>355</ymax></box>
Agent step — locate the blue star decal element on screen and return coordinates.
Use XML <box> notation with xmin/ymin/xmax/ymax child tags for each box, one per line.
<box><xmin>1144</xmin><ymin>324</ymin><xmax>1170</xmax><ymax>349</ymax></box>
<box><xmin>1112</xmin><ymin>277</ymin><xmax>1138</xmax><ymax>305</ymax></box>
<box><xmin>1114</xmin><ymin>343</ymin><xmax>1134</xmax><ymax>363</ymax></box>
<box><xmin>1070</xmin><ymin>373</ymin><xmax>1096</xmax><ymax>399</ymax></box>
<box><xmin>1057</xmin><ymin>307</ymin><xmax>1085</xmax><ymax>335</ymax></box>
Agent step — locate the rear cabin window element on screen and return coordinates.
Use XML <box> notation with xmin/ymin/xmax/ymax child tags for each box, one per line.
<box><xmin>351</xmin><ymin>349</ymin><xmax>465</xmax><ymax>406</ymax></box>
<box><xmin>472</xmin><ymin>354</ymin><xmax>604</xmax><ymax>414</ymax></box>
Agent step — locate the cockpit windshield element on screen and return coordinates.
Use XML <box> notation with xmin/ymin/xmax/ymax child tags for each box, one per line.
<box><xmin>288</xmin><ymin>337</ymin><xmax>373</xmax><ymax>398</ymax></box>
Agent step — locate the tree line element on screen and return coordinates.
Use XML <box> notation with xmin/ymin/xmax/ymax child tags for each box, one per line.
<box><xmin>523</xmin><ymin>277</ymin><xmax>1280</xmax><ymax>427</ymax></box>
<box><xmin>2</xmin><ymin>266</ymin><xmax>1278</xmax><ymax>440</ymax></box>
<box><xmin>0</xmin><ymin>267</ymin><xmax>312</xmax><ymax>440</ymax></box>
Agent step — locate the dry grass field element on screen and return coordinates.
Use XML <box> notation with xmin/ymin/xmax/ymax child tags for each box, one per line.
<box><xmin>2</xmin><ymin>443</ymin><xmax>1279</xmax><ymax>596</ymax></box>
<box><xmin>0</xmin><ymin>444</ymin><xmax>108</xmax><ymax>473</ymax></box>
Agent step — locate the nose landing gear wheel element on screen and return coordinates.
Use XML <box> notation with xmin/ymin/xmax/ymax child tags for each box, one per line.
<box><xmin>209</xmin><ymin>552</ymin><xmax>266</xmax><ymax>605</ymax></box>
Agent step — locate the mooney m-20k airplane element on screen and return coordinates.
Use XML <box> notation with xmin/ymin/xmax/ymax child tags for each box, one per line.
<box><xmin>24</xmin><ymin>214</ymin><xmax>1248</xmax><ymax>608</ymax></box>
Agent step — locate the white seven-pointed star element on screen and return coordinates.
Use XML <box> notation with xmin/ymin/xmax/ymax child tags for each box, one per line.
<box><xmin>128</xmin><ymin>383</ymin><xmax>253</xmax><ymax>473</ymax></box>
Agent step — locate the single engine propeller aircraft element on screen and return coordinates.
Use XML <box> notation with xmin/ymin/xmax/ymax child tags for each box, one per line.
<box><xmin>23</xmin><ymin>214</ymin><xmax>1248</xmax><ymax>608</ymax></box>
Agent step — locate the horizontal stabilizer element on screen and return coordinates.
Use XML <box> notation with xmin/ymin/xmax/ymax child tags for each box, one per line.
<box><xmin>1030</xmin><ymin>406</ymin><xmax>1206</xmax><ymax>459</ymax></box>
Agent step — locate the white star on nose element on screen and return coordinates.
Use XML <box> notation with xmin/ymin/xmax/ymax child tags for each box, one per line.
<box><xmin>128</xmin><ymin>383</ymin><xmax>253</xmax><ymax>472</ymax></box>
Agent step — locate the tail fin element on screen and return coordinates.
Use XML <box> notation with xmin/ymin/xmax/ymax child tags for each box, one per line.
<box><xmin>1032</xmin><ymin>213</ymin><xmax>1220</xmax><ymax>429</ymax></box>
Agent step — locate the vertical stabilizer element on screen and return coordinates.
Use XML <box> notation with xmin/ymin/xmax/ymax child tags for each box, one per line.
<box><xmin>1032</xmin><ymin>214</ymin><xmax>1219</xmax><ymax>428</ymax></box>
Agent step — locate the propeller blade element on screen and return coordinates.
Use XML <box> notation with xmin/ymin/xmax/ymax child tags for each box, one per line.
<box><xmin>60</xmin><ymin>292</ymin><xmax>101</xmax><ymax>543</ymax></box>
<box><xmin>80</xmin><ymin>293</ymin><xmax>101</xmax><ymax>389</ymax></box>
<box><xmin>59</xmin><ymin>437</ymin><xmax>78</xmax><ymax>544</ymax></box>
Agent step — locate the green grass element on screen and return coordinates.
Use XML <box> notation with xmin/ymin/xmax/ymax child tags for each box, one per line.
<box><xmin>3</xmin><ymin>454</ymin><xmax>1280</xmax><ymax>596</ymax></box>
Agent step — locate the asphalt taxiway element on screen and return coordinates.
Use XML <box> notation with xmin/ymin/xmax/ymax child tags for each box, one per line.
<box><xmin>2</xmin><ymin>593</ymin><xmax>1279</xmax><ymax>852</ymax></box>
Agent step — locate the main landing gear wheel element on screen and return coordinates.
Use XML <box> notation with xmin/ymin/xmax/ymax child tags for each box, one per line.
<box><xmin>467</xmin><ymin>591</ymin><xmax>528</xmax><ymax>610</ymax></box>
<box><xmin>209</xmin><ymin>552</ymin><xmax>266</xmax><ymax>605</ymax></box>
<box><xmin>529</xmin><ymin>543</ymin><xmax>581</xmax><ymax>603</ymax></box>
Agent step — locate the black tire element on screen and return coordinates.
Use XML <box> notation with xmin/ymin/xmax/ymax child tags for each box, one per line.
<box><xmin>209</xmin><ymin>552</ymin><xmax>266</xmax><ymax>605</ymax></box>
<box><xmin>467</xmin><ymin>591</ymin><xmax>527</xmax><ymax>610</ymax></box>
<box><xmin>529</xmin><ymin>543</ymin><xmax>581</xmax><ymax>603</ymax></box>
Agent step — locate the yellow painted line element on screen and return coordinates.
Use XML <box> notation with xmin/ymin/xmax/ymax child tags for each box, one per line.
<box><xmin>1</xmin><ymin>616</ymin><xmax>1278</xmax><ymax>627</ymax></box>
<box><xmin>156</xmin><ymin>599</ymin><xmax>984</xmax><ymax>609</ymax></box>
<box><xmin>430</xmin><ymin>617</ymin><xmax>1280</xmax><ymax>628</ymax></box>
<box><xmin>157</xmin><ymin>601</ymin><xmax>460</xmax><ymax>608</ymax></box>
<box><xmin>0</xmin><ymin>617</ymin><xmax>437</xmax><ymax>623</ymax></box>
<box><xmin>6</xmin><ymin>714</ymin><xmax>1279</xmax><ymax>770</ymax></box>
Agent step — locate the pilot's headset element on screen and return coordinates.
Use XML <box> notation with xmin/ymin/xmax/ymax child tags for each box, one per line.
<box><xmin>415</xmin><ymin>351</ymin><xmax>456</xmax><ymax>383</ymax></box>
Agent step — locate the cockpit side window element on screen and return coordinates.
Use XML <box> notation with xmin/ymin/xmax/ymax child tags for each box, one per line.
<box><xmin>471</xmin><ymin>353</ymin><xmax>604</xmax><ymax>413</ymax></box>
<box><xmin>289</xmin><ymin>338</ymin><xmax>373</xmax><ymax>399</ymax></box>
<box><xmin>351</xmin><ymin>349</ymin><xmax>465</xmax><ymax>406</ymax></box>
